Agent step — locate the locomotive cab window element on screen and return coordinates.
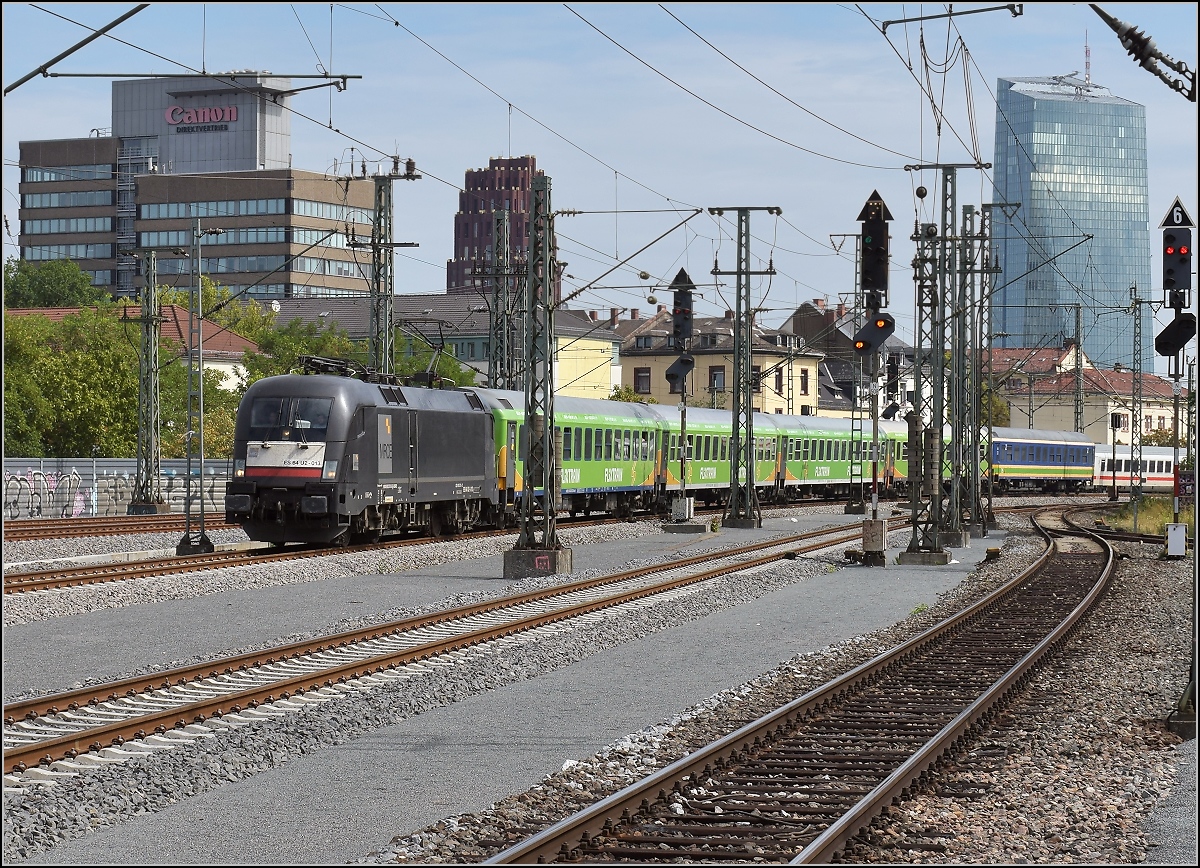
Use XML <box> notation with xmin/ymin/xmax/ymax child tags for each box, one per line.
<box><xmin>249</xmin><ymin>397</ymin><xmax>333</xmax><ymax>443</ymax></box>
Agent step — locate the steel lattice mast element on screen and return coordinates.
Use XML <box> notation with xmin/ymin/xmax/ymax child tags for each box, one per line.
<box><xmin>709</xmin><ymin>206</ymin><xmax>781</xmax><ymax>529</ymax></box>
<box><xmin>515</xmin><ymin>176</ymin><xmax>561</xmax><ymax>553</ymax></box>
<box><xmin>489</xmin><ymin>208</ymin><xmax>513</xmax><ymax>389</ymax></box>
<box><xmin>129</xmin><ymin>249</ymin><xmax>163</xmax><ymax>514</ymax></box>
<box><xmin>177</xmin><ymin>218</ymin><xmax>218</xmax><ymax>555</ymax></box>
<box><xmin>356</xmin><ymin>158</ymin><xmax>420</xmax><ymax>377</ymax></box>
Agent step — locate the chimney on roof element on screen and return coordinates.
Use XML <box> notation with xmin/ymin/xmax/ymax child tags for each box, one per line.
<box><xmin>836</xmin><ymin>302</ymin><xmax>847</xmax><ymax>318</ymax></box>
<box><xmin>657</xmin><ymin>304</ymin><xmax>666</xmax><ymax>313</ymax></box>
<box><xmin>630</xmin><ymin>308</ymin><xmax>639</xmax><ymax>320</ymax></box>
<box><xmin>1114</xmin><ymin>363</ymin><xmax>1124</xmax><ymax>372</ymax></box>
<box><xmin>813</xmin><ymin>298</ymin><xmax>826</xmax><ymax>311</ymax></box>
<box><xmin>589</xmin><ymin>310</ymin><xmax>598</xmax><ymax>321</ymax></box>
<box><xmin>725</xmin><ymin>310</ymin><xmax>734</xmax><ymax>320</ymax></box>
<box><xmin>610</xmin><ymin>307</ymin><xmax>620</xmax><ymax>328</ymax></box>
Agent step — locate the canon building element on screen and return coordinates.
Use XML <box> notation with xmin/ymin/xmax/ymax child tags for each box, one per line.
<box><xmin>18</xmin><ymin>73</ymin><xmax>375</xmax><ymax>300</ymax></box>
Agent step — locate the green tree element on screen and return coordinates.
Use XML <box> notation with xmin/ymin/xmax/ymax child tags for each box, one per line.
<box><xmin>3</xmin><ymin>305</ymin><xmax>239</xmax><ymax>459</ymax></box>
<box><xmin>979</xmin><ymin>386</ymin><xmax>1011</xmax><ymax>427</ymax></box>
<box><xmin>158</xmin><ymin>276</ymin><xmax>276</xmax><ymax>344</ymax></box>
<box><xmin>241</xmin><ymin>317</ymin><xmax>365</xmax><ymax>385</ymax></box>
<box><xmin>1143</xmin><ymin>429</ymin><xmax>1180</xmax><ymax>447</ymax></box>
<box><xmin>609</xmin><ymin>384</ymin><xmax>657</xmax><ymax>403</ymax></box>
<box><xmin>3</xmin><ymin>257</ymin><xmax>110</xmax><ymax>308</ymax></box>
<box><xmin>395</xmin><ymin>339</ymin><xmax>477</xmax><ymax>387</ymax></box>
<box><xmin>2</xmin><ymin>312</ymin><xmax>55</xmax><ymax>455</ymax></box>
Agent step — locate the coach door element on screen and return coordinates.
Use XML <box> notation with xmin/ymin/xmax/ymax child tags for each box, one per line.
<box><xmin>406</xmin><ymin>410</ymin><xmax>419</xmax><ymax>496</ymax></box>
<box><xmin>506</xmin><ymin>421</ymin><xmax>518</xmax><ymax>500</ymax></box>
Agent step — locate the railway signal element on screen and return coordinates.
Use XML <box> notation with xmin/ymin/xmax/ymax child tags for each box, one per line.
<box><xmin>1163</xmin><ymin>227</ymin><xmax>1192</xmax><ymax>299</ymax></box>
<box><xmin>857</xmin><ymin>190</ymin><xmax>893</xmax><ymax>309</ymax></box>
<box><xmin>853</xmin><ymin>312</ymin><xmax>896</xmax><ymax>356</ymax></box>
<box><xmin>1155</xmin><ymin>311</ymin><xmax>1197</xmax><ymax>356</ymax></box>
<box><xmin>669</xmin><ymin>268</ymin><xmax>696</xmax><ymax>346</ymax></box>
<box><xmin>665</xmin><ymin>353</ymin><xmax>695</xmax><ymax>391</ymax></box>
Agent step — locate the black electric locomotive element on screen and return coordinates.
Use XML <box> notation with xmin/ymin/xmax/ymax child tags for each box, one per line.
<box><xmin>224</xmin><ymin>370</ymin><xmax>500</xmax><ymax>544</ymax></box>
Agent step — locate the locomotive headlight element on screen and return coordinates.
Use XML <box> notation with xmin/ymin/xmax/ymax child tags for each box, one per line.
<box><xmin>234</xmin><ymin>459</ymin><xmax>246</xmax><ymax>478</ymax></box>
<box><xmin>323</xmin><ymin>459</ymin><xmax>338</xmax><ymax>480</ymax></box>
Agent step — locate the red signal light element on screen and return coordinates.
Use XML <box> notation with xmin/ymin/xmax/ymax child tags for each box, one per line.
<box><xmin>1166</xmin><ymin>245</ymin><xmax>1176</xmax><ymax>255</ymax></box>
<box><xmin>1181</xmin><ymin>245</ymin><xmax>1190</xmax><ymax>255</ymax></box>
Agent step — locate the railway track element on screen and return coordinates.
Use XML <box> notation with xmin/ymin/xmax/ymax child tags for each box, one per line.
<box><xmin>483</xmin><ymin>504</ymin><xmax>1114</xmax><ymax>864</ymax></box>
<box><xmin>3</xmin><ymin>512</ymin><xmax>232</xmax><ymax>542</ymax></box>
<box><xmin>2</xmin><ymin>501</ymin><xmax>1051</xmax><ymax>596</ymax></box>
<box><xmin>3</xmin><ymin>520</ymin><xmax>890</xmax><ymax>781</ymax></box>
<box><xmin>2</xmin><ymin>514</ymin><xmax>636</xmax><ymax>595</ymax></box>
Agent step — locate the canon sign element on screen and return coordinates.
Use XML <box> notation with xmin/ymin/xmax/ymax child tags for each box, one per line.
<box><xmin>165</xmin><ymin>105</ymin><xmax>239</xmax><ymax>125</ymax></box>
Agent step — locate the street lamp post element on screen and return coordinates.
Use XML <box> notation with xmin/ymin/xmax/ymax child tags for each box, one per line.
<box><xmin>177</xmin><ymin>219</ymin><xmax>224</xmax><ymax>556</ymax></box>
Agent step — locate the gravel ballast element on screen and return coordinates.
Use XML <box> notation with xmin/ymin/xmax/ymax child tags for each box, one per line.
<box><xmin>2</xmin><ymin>505</ymin><xmax>1193</xmax><ymax>864</ymax></box>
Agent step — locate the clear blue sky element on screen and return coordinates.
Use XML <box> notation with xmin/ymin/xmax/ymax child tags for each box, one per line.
<box><xmin>3</xmin><ymin>3</ymin><xmax>1196</xmax><ymax>371</ymax></box>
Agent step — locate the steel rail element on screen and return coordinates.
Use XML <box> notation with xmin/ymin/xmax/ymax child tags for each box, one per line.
<box><xmin>4</xmin><ymin>523</ymin><xmax>880</xmax><ymax>775</ymax></box>
<box><xmin>3</xmin><ymin>513</ymin><xmax>230</xmax><ymax>541</ymax></box>
<box><xmin>483</xmin><ymin>506</ymin><xmax>1113</xmax><ymax>865</ymax></box>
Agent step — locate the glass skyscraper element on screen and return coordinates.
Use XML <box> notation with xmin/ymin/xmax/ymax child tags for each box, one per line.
<box><xmin>992</xmin><ymin>75</ymin><xmax>1151</xmax><ymax>369</ymax></box>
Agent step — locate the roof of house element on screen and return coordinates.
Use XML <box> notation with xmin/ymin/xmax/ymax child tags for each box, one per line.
<box><xmin>270</xmin><ymin>295</ymin><xmax>616</xmax><ymax>343</ymax></box>
<box><xmin>981</xmin><ymin>346</ymin><xmax>1076</xmax><ymax>376</ymax></box>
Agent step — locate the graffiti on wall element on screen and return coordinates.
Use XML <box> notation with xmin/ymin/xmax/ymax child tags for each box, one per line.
<box><xmin>3</xmin><ymin>468</ymin><xmax>227</xmax><ymax>520</ymax></box>
<box><xmin>4</xmin><ymin>469</ymin><xmax>85</xmax><ymax>519</ymax></box>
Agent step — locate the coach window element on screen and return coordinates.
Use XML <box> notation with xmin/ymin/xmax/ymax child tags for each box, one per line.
<box><xmin>603</xmin><ymin>429</ymin><xmax>613</xmax><ymax>461</ymax></box>
<box><xmin>583</xmin><ymin>427</ymin><xmax>593</xmax><ymax>461</ymax></box>
<box><xmin>574</xmin><ymin>428</ymin><xmax>583</xmax><ymax>461</ymax></box>
<box><xmin>595</xmin><ymin>428</ymin><xmax>603</xmax><ymax>460</ymax></box>
<box><xmin>562</xmin><ymin>428</ymin><xmax>572</xmax><ymax>461</ymax></box>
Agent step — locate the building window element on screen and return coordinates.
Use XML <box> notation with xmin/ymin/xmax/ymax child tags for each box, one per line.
<box><xmin>23</xmin><ymin>164</ymin><xmax>113</xmax><ymax>183</ymax></box>
<box><xmin>634</xmin><ymin>367</ymin><xmax>651</xmax><ymax>394</ymax></box>
<box><xmin>774</xmin><ymin>370</ymin><xmax>783</xmax><ymax>393</ymax></box>
<box><xmin>752</xmin><ymin>365</ymin><xmax>762</xmax><ymax>393</ymax></box>
<box><xmin>800</xmin><ymin>369</ymin><xmax>810</xmax><ymax>395</ymax></box>
<box><xmin>709</xmin><ymin>366</ymin><xmax>725</xmax><ymax>392</ymax></box>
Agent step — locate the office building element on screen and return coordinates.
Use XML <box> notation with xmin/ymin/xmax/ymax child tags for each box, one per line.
<box><xmin>991</xmin><ymin>74</ymin><xmax>1152</xmax><ymax>369</ymax></box>
<box><xmin>445</xmin><ymin>155</ymin><xmax>559</xmax><ymax>302</ymax></box>
<box><xmin>19</xmin><ymin>74</ymin><xmax>375</xmax><ymax>300</ymax></box>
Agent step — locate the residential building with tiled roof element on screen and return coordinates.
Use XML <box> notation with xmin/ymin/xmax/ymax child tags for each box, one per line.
<box><xmin>980</xmin><ymin>344</ymin><xmax>1185</xmax><ymax>446</ymax></box>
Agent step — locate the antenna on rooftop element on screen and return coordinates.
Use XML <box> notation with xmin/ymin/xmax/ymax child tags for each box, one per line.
<box><xmin>1086</xmin><ymin>30</ymin><xmax>1092</xmax><ymax>84</ymax></box>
